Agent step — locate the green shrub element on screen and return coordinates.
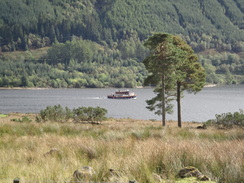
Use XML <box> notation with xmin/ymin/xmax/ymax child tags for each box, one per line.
<box><xmin>36</xmin><ymin>105</ymin><xmax>107</xmax><ymax>123</ymax></box>
<box><xmin>204</xmin><ymin>109</ymin><xmax>244</xmax><ymax>129</ymax></box>
<box><xmin>73</xmin><ymin>106</ymin><xmax>107</xmax><ymax>123</ymax></box>
<box><xmin>37</xmin><ymin>105</ymin><xmax>73</xmax><ymax>122</ymax></box>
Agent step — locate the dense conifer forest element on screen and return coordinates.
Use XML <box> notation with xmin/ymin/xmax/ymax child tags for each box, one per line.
<box><xmin>0</xmin><ymin>0</ymin><xmax>244</xmax><ymax>88</ymax></box>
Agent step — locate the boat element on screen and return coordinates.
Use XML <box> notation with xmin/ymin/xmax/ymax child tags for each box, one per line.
<box><xmin>107</xmin><ymin>90</ymin><xmax>137</xmax><ymax>99</ymax></box>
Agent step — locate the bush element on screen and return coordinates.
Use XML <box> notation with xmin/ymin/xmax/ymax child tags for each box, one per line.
<box><xmin>37</xmin><ymin>105</ymin><xmax>73</xmax><ymax>122</ymax></box>
<box><xmin>73</xmin><ymin>106</ymin><xmax>107</xmax><ymax>123</ymax></box>
<box><xmin>204</xmin><ymin>109</ymin><xmax>244</xmax><ymax>129</ymax></box>
<box><xmin>36</xmin><ymin>105</ymin><xmax>107</xmax><ymax>123</ymax></box>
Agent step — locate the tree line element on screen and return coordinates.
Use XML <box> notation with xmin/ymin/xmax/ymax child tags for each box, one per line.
<box><xmin>0</xmin><ymin>37</ymin><xmax>148</xmax><ymax>88</ymax></box>
<box><xmin>1</xmin><ymin>31</ymin><xmax>244</xmax><ymax>88</ymax></box>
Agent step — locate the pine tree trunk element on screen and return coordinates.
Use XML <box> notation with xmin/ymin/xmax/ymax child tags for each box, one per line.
<box><xmin>177</xmin><ymin>81</ymin><xmax>182</xmax><ymax>128</ymax></box>
<box><xmin>162</xmin><ymin>74</ymin><xmax>166</xmax><ymax>126</ymax></box>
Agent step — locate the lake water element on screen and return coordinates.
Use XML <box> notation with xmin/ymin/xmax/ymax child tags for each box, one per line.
<box><xmin>0</xmin><ymin>85</ymin><xmax>243</xmax><ymax>122</ymax></box>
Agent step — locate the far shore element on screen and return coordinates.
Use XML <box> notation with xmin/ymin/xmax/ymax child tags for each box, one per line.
<box><xmin>0</xmin><ymin>84</ymin><xmax>218</xmax><ymax>90</ymax></box>
<box><xmin>0</xmin><ymin>87</ymin><xmax>50</xmax><ymax>90</ymax></box>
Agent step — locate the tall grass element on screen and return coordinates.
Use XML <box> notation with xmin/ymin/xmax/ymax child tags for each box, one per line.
<box><xmin>0</xmin><ymin>117</ymin><xmax>243</xmax><ymax>183</ymax></box>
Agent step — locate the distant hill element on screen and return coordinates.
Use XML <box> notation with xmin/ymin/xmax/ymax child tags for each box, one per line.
<box><xmin>0</xmin><ymin>0</ymin><xmax>244</xmax><ymax>88</ymax></box>
<box><xmin>0</xmin><ymin>0</ymin><xmax>243</xmax><ymax>52</ymax></box>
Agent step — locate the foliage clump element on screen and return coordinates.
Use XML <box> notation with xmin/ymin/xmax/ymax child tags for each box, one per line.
<box><xmin>73</xmin><ymin>106</ymin><xmax>108</xmax><ymax>123</ymax></box>
<box><xmin>205</xmin><ymin>109</ymin><xmax>244</xmax><ymax>129</ymax></box>
<box><xmin>36</xmin><ymin>105</ymin><xmax>107</xmax><ymax>123</ymax></box>
<box><xmin>37</xmin><ymin>104</ymin><xmax>73</xmax><ymax>123</ymax></box>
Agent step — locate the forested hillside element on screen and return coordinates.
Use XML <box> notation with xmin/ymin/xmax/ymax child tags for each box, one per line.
<box><xmin>0</xmin><ymin>0</ymin><xmax>244</xmax><ymax>88</ymax></box>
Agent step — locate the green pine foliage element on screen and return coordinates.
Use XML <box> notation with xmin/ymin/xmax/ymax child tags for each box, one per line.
<box><xmin>143</xmin><ymin>33</ymin><xmax>206</xmax><ymax>126</ymax></box>
<box><xmin>1</xmin><ymin>0</ymin><xmax>244</xmax><ymax>51</ymax></box>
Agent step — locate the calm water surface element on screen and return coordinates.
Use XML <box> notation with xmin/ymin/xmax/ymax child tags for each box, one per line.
<box><xmin>0</xmin><ymin>85</ymin><xmax>243</xmax><ymax>122</ymax></box>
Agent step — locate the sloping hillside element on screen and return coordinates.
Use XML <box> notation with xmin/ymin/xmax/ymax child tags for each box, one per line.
<box><xmin>0</xmin><ymin>0</ymin><xmax>243</xmax><ymax>88</ymax></box>
<box><xmin>0</xmin><ymin>0</ymin><xmax>243</xmax><ymax>52</ymax></box>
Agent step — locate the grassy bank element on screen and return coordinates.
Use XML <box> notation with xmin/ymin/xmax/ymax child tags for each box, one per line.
<box><xmin>0</xmin><ymin>113</ymin><xmax>243</xmax><ymax>183</ymax></box>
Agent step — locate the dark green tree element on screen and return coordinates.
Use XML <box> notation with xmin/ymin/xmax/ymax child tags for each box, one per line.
<box><xmin>143</xmin><ymin>33</ymin><xmax>179</xmax><ymax>126</ymax></box>
<box><xmin>171</xmin><ymin>36</ymin><xmax>206</xmax><ymax>127</ymax></box>
<box><xmin>143</xmin><ymin>33</ymin><xmax>206</xmax><ymax>127</ymax></box>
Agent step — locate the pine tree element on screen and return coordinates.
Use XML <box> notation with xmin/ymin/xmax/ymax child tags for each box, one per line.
<box><xmin>143</xmin><ymin>33</ymin><xmax>206</xmax><ymax>127</ymax></box>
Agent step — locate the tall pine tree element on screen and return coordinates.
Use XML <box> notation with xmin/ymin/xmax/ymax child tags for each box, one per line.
<box><xmin>143</xmin><ymin>33</ymin><xmax>206</xmax><ymax>127</ymax></box>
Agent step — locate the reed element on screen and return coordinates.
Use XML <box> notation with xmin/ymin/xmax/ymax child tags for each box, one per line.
<box><xmin>0</xmin><ymin>115</ymin><xmax>243</xmax><ymax>183</ymax></box>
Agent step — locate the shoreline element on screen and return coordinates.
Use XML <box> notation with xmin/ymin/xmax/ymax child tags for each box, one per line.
<box><xmin>0</xmin><ymin>84</ymin><xmax>218</xmax><ymax>90</ymax></box>
<box><xmin>0</xmin><ymin>87</ymin><xmax>50</xmax><ymax>90</ymax></box>
<box><xmin>0</xmin><ymin>112</ymin><xmax>202</xmax><ymax>127</ymax></box>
